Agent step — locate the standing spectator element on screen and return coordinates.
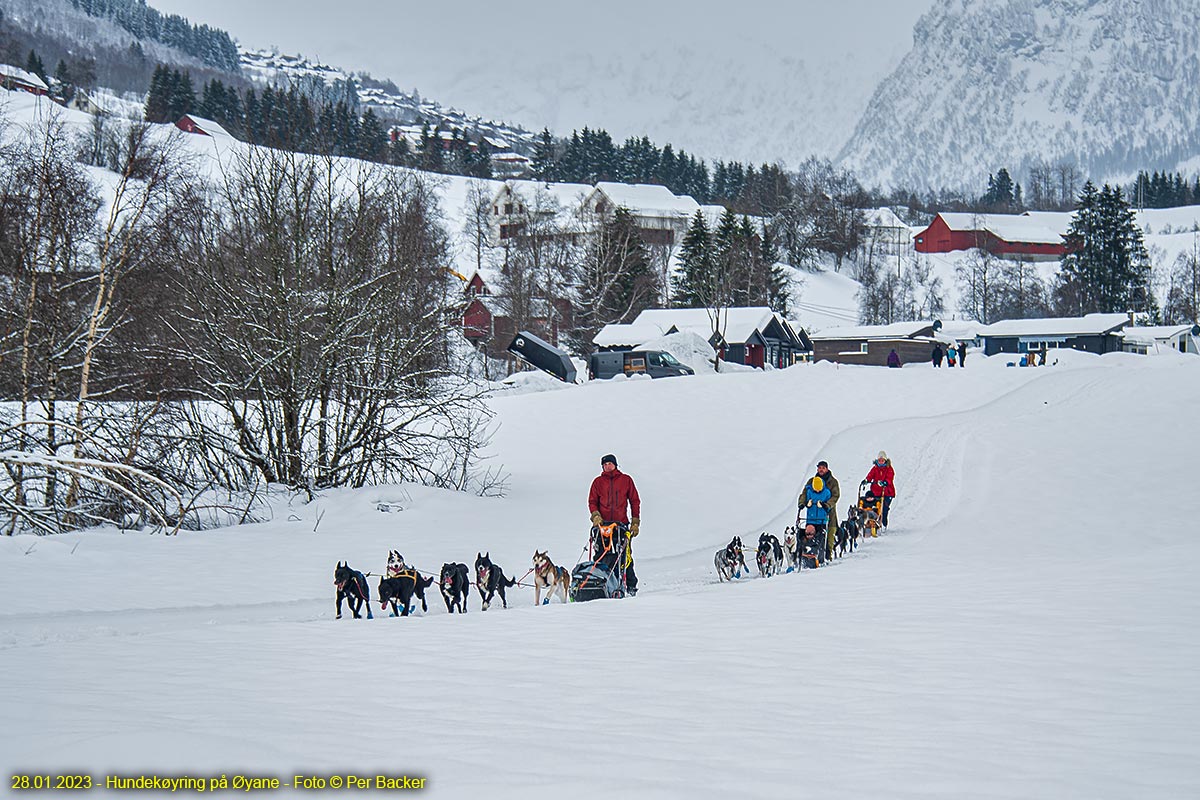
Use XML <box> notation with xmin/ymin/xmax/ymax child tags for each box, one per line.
<box><xmin>959</xmin><ymin>343</ymin><xmax>967</xmax><ymax>367</ymax></box>
<box><xmin>932</xmin><ymin>343</ymin><xmax>944</xmax><ymax>367</ymax></box>
<box><xmin>865</xmin><ymin>451</ymin><xmax>896</xmax><ymax>530</ymax></box>
<box><xmin>887</xmin><ymin>349</ymin><xmax>901</xmax><ymax>368</ymax></box>
<box><xmin>947</xmin><ymin>343</ymin><xmax>958</xmax><ymax>367</ymax></box>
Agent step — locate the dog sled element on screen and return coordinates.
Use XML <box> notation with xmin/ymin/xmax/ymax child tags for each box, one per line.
<box><xmin>854</xmin><ymin>480</ymin><xmax>884</xmax><ymax>538</ymax></box>
<box><xmin>569</xmin><ymin>522</ymin><xmax>631</xmax><ymax>602</ymax></box>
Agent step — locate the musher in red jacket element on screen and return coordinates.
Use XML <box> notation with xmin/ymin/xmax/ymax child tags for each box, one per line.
<box><xmin>865</xmin><ymin>450</ymin><xmax>896</xmax><ymax>530</ymax></box>
<box><xmin>588</xmin><ymin>453</ymin><xmax>641</xmax><ymax>595</ymax></box>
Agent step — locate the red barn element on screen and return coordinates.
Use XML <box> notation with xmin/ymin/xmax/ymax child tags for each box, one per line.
<box><xmin>914</xmin><ymin>212</ymin><xmax>1066</xmax><ymax>260</ymax></box>
<box><xmin>0</xmin><ymin>64</ymin><xmax>49</xmax><ymax>96</ymax></box>
<box><xmin>175</xmin><ymin>114</ymin><xmax>233</xmax><ymax>137</ymax></box>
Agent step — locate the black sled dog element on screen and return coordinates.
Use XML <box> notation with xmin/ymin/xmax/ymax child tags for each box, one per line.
<box><xmin>378</xmin><ymin>570</ymin><xmax>434</xmax><ymax>617</ymax></box>
<box><xmin>439</xmin><ymin>563</ymin><xmax>470</xmax><ymax>614</ymax></box>
<box><xmin>475</xmin><ymin>552</ymin><xmax>516</xmax><ymax>610</ymax></box>
<box><xmin>334</xmin><ymin>561</ymin><xmax>373</xmax><ymax>619</ymax></box>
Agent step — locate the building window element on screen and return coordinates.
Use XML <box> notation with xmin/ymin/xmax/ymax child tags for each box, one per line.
<box><xmin>859</xmin><ymin>343</ymin><xmax>869</xmax><ymax>354</ymax></box>
<box><xmin>504</xmin><ymin>203</ymin><xmax>513</xmax><ymax>215</ymax></box>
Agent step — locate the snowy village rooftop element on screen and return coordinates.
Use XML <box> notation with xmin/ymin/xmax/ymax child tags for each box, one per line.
<box><xmin>810</xmin><ymin>321</ymin><xmax>936</xmax><ymax>340</ymax></box>
<box><xmin>592</xmin><ymin>182</ymin><xmax>701</xmax><ymax>217</ymax></box>
<box><xmin>938</xmin><ymin>212</ymin><xmax>1065</xmax><ymax>245</ymax></box>
<box><xmin>0</xmin><ymin>63</ymin><xmax>48</xmax><ymax>91</ymax></box>
<box><xmin>977</xmin><ymin>313</ymin><xmax>1130</xmax><ymax>337</ymax></box>
<box><xmin>502</xmin><ymin>179</ymin><xmax>593</xmax><ymax>209</ymax></box>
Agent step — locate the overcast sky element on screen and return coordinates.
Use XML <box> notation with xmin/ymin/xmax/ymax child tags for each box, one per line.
<box><xmin>150</xmin><ymin>0</ymin><xmax>936</xmax><ymax>162</ymax></box>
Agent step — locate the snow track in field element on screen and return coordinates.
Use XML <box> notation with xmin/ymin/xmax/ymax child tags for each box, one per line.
<box><xmin>4</xmin><ymin>357</ymin><xmax>1200</xmax><ymax>798</ymax></box>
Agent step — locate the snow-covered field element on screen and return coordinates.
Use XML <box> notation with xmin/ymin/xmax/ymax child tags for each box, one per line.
<box><xmin>3</xmin><ymin>350</ymin><xmax>1199</xmax><ymax>798</ymax></box>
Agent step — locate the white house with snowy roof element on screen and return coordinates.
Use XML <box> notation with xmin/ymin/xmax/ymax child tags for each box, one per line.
<box><xmin>1120</xmin><ymin>324</ymin><xmax>1200</xmax><ymax>355</ymax></box>
<box><xmin>583</xmin><ymin>182</ymin><xmax>701</xmax><ymax>246</ymax></box>
<box><xmin>490</xmin><ymin>180</ymin><xmax>592</xmax><ymax>242</ymax></box>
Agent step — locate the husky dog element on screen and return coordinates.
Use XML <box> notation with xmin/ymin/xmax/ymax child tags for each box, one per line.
<box><xmin>715</xmin><ymin>536</ymin><xmax>749</xmax><ymax>582</ymax></box>
<box><xmin>838</xmin><ymin>516</ymin><xmax>860</xmax><ymax>557</ymax></box>
<box><xmin>333</xmin><ymin>561</ymin><xmax>373</xmax><ymax>620</ymax></box>
<box><xmin>378</xmin><ymin>570</ymin><xmax>433</xmax><ymax>617</ymax></box>
<box><xmin>531</xmin><ymin>550</ymin><xmax>570</xmax><ymax>606</ymax></box>
<box><xmin>782</xmin><ymin>526</ymin><xmax>799</xmax><ymax>572</ymax></box>
<box><xmin>386</xmin><ymin>550</ymin><xmax>407</xmax><ymax>579</ymax></box>
<box><xmin>475</xmin><ymin>552</ymin><xmax>516</xmax><ymax>611</ymax></box>
<box><xmin>439</xmin><ymin>563</ymin><xmax>470</xmax><ymax>614</ymax></box>
<box><xmin>756</xmin><ymin>532</ymin><xmax>785</xmax><ymax>578</ymax></box>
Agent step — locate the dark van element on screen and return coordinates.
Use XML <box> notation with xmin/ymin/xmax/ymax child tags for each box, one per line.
<box><xmin>589</xmin><ymin>350</ymin><xmax>695</xmax><ymax>380</ymax></box>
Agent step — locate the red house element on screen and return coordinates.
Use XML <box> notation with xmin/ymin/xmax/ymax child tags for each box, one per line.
<box><xmin>0</xmin><ymin>64</ymin><xmax>49</xmax><ymax>96</ymax></box>
<box><xmin>914</xmin><ymin>212</ymin><xmax>1066</xmax><ymax>260</ymax></box>
<box><xmin>461</xmin><ymin>272</ymin><xmax>570</xmax><ymax>354</ymax></box>
<box><xmin>175</xmin><ymin>114</ymin><xmax>233</xmax><ymax>137</ymax></box>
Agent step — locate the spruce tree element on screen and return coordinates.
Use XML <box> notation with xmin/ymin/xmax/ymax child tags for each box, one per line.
<box><xmin>25</xmin><ymin>49</ymin><xmax>46</xmax><ymax>82</ymax></box>
<box><xmin>531</xmin><ymin>128</ymin><xmax>557</xmax><ymax>180</ymax></box>
<box><xmin>673</xmin><ymin>211</ymin><xmax>715</xmax><ymax>307</ymax></box>
<box><xmin>357</xmin><ymin>108</ymin><xmax>389</xmax><ymax>163</ymax></box>
<box><xmin>144</xmin><ymin>64</ymin><xmax>171</xmax><ymax>122</ymax></box>
<box><xmin>1055</xmin><ymin>182</ymin><xmax>1151</xmax><ymax>315</ymax></box>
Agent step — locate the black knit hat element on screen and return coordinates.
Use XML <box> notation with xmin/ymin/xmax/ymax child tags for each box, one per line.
<box><xmin>817</xmin><ymin>460</ymin><xmax>828</xmax><ymax>468</ymax></box>
<box><xmin>601</xmin><ymin>454</ymin><xmax>617</xmax><ymax>467</ymax></box>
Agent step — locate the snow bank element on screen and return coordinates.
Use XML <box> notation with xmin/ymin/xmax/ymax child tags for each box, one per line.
<box><xmin>635</xmin><ymin>329</ymin><xmax>717</xmax><ymax>374</ymax></box>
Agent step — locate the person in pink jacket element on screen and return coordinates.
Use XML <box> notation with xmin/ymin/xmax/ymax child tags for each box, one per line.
<box><xmin>865</xmin><ymin>451</ymin><xmax>896</xmax><ymax>530</ymax></box>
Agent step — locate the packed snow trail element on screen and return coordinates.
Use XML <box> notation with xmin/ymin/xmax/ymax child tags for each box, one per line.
<box><xmin>3</xmin><ymin>356</ymin><xmax>1199</xmax><ymax>799</ymax></box>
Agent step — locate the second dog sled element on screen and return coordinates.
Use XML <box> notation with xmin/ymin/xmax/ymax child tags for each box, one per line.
<box><xmin>569</xmin><ymin>522</ymin><xmax>631</xmax><ymax>602</ymax></box>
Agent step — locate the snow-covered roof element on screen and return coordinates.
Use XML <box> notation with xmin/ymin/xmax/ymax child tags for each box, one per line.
<box><xmin>592</xmin><ymin>323</ymin><xmax>675</xmax><ymax>348</ymax></box>
<box><xmin>937</xmin><ymin>212</ymin><xmax>1064</xmax><ymax>245</ymax></box>
<box><xmin>1120</xmin><ymin>325</ymin><xmax>1197</xmax><ymax>344</ymax></box>
<box><xmin>630</xmin><ymin>307</ymin><xmax>782</xmax><ymax>345</ymax></box>
<box><xmin>590</xmin><ymin>183</ymin><xmax>700</xmax><ymax>218</ymax></box>
<box><xmin>864</xmin><ymin>207</ymin><xmax>910</xmax><ymax>230</ymax></box>
<box><xmin>483</xmin><ymin>136</ymin><xmax>510</xmax><ymax>150</ymax></box>
<box><xmin>978</xmin><ymin>313</ymin><xmax>1130</xmax><ymax>338</ymax></box>
<box><xmin>0</xmin><ymin>63</ymin><xmax>48</xmax><ymax>91</ymax></box>
<box><xmin>498</xmin><ymin>180</ymin><xmax>591</xmax><ymax>210</ymax></box>
<box><xmin>810</xmin><ymin>321</ymin><xmax>935</xmax><ymax>340</ymax></box>
<box><xmin>180</xmin><ymin>114</ymin><xmax>233</xmax><ymax>138</ymax></box>
<box><xmin>594</xmin><ymin>307</ymin><xmax>800</xmax><ymax>348</ymax></box>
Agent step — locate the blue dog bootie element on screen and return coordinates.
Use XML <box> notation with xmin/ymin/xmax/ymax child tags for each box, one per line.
<box><xmin>542</xmin><ymin>598</ymin><xmax>550</xmax><ymax>606</ymax></box>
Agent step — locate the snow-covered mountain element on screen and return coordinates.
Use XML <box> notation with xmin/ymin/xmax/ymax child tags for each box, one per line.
<box><xmin>838</xmin><ymin>0</ymin><xmax>1200</xmax><ymax>191</ymax></box>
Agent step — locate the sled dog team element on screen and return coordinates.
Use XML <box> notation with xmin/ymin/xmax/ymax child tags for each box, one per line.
<box><xmin>334</xmin><ymin>548</ymin><xmax>574</xmax><ymax>619</ymax></box>
<box><xmin>334</xmin><ymin>452</ymin><xmax>895</xmax><ymax>618</ymax></box>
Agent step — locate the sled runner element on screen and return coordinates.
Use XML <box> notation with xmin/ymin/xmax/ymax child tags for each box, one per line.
<box><xmin>569</xmin><ymin>522</ymin><xmax>630</xmax><ymax>602</ymax></box>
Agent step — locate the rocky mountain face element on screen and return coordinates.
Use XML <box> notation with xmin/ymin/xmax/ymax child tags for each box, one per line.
<box><xmin>837</xmin><ymin>0</ymin><xmax>1200</xmax><ymax>191</ymax></box>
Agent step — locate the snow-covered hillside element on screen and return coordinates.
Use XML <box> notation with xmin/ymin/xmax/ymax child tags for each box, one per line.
<box><xmin>839</xmin><ymin>0</ymin><xmax>1200</xmax><ymax>191</ymax></box>
<box><xmin>3</xmin><ymin>349</ymin><xmax>1198</xmax><ymax>797</ymax></box>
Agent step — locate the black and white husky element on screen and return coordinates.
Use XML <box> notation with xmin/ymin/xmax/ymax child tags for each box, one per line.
<box><xmin>782</xmin><ymin>526</ymin><xmax>799</xmax><ymax>572</ymax></box>
<box><xmin>756</xmin><ymin>532</ymin><xmax>785</xmax><ymax>578</ymax></box>
<box><xmin>715</xmin><ymin>536</ymin><xmax>749</xmax><ymax>582</ymax></box>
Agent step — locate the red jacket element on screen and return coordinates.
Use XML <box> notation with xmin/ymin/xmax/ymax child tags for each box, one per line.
<box><xmin>589</xmin><ymin>468</ymin><xmax>641</xmax><ymax>524</ymax></box>
<box><xmin>866</xmin><ymin>461</ymin><xmax>896</xmax><ymax>497</ymax></box>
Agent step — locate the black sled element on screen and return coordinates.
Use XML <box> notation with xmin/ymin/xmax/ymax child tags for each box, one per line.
<box><xmin>569</xmin><ymin>523</ymin><xmax>630</xmax><ymax>602</ymax></box>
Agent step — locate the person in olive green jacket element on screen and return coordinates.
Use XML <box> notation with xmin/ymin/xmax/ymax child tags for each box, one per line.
<box><xmin>797</xmin><ymin>461</ymin><xmax>840</xmax><ymax>560</ymax></box>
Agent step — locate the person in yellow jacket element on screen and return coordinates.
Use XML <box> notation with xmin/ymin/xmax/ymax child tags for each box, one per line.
<box><xmin>797</xmin><ymin>461</ymin><xmax>840</xmax><ymax>560</ymax></box>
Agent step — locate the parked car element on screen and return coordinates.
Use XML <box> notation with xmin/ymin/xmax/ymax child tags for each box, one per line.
<box><xmin>589</xmin><ymin>350</ymin><xmax>694</xmax><ymax>380</ymax></box>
